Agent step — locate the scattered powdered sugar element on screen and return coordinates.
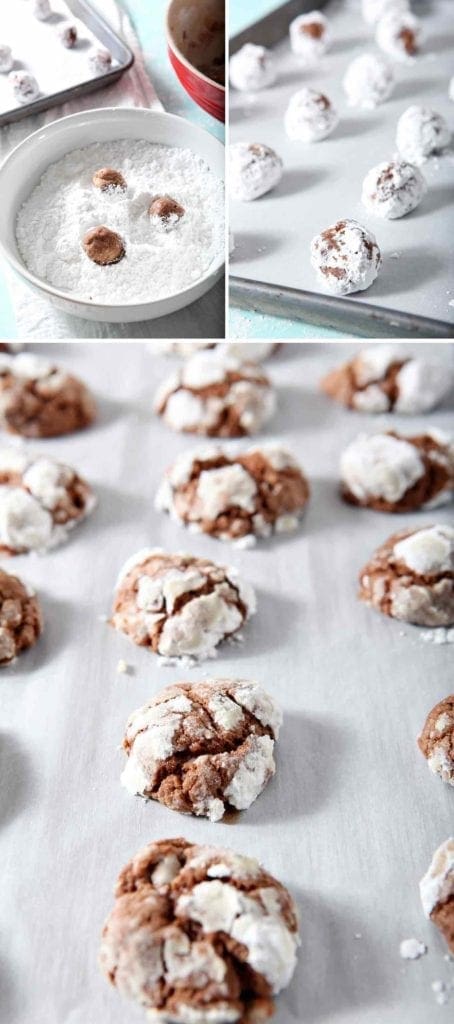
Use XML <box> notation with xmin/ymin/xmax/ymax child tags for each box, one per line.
<box><xmin>16</xmin><ymin>140</ymin><xmax>224</xmax><ymax>304</ymax></box>
<box><xmin>399</xmin><ymin>938</ymin><xmax>427</xmax><ymax>960</ymax></box>
<box><xmin>420</xmin><ymin>627</ymin><xmax>454</xmax><ymax>645</ymax></box>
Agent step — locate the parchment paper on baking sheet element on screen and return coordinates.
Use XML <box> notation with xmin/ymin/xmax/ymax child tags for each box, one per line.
<box><xmin>230</xmin><ymin>0</ymin><xmax>454</xmax><ymax>330</ymax></box>
<box><xmin>0</xmin><ymin>341</ymin><xmax>453</xmax><ymax>1024</ymax></box>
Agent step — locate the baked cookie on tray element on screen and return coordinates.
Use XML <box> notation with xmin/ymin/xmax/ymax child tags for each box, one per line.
<box><xmin>121</xmin><ymin>678</ymin><xmax>281</xmax><ymax>821</ymax></box>
<box><xmin>340</xmin><ymin>431</ymin><xmax>454</xmax><ymax>513</ymax></box>
<box><xmin>0</xmin><ymin>448</ymin><xmax>96</xmax><ymax>555</ymax></box>
<box><xmin>321</xmin><ymin>345</ymin><xmax>453</xmax><ymax>414</ymax></box>
<box><xmin>111</xmin><ymin>549</ymin><xmax>256</xmax><ymax>664</ymax></box>
<box><xmin>0</xmin><ymin>353</ymin><xmax>96</xmax><ymax>438</ymax></box>
<box><xmin>418</xmin><ymin>696</ymin><xmax>454</xmax><ymax>786</ymax></box>
<box><xmin>359</xmin><ymin>524</ymin><xmax>454</xmax><ymax>627</ymax></box>
<box><xmin>156</xmin><ymin>445</ymin><xmax>310</xmax><ymax>545</ymax></box>
<box><xmin>420</xmin><ymin>838</ymin><xmax>454</xmax><ymax>955</ymax></box>
<box><xmin>0</xmin><ymin>568</ymin><xmax>42</xmax><ymax>665</ymax></box>
<box><xmin>99</xmin><ymin>838</ymin><xmax>300</xmax><ymax>1024</ymax></box>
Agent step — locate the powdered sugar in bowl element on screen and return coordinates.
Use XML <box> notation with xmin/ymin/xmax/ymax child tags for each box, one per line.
<box><xmin>0</xmin><ymin>108</ymin><xmax>225</xmax><ymax>323</ymax></box>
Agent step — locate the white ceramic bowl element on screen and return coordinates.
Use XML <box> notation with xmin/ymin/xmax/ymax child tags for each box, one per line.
<box><xmin>0</xmin><ymin>107</ymin><xmax>225</xmax><ymax>323</ymax></box>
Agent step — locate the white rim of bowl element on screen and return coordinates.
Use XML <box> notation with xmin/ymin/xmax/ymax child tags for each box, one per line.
<box><xmin>165</xmin><ymin>0</ymin><xmax>225</xmax><ymax>94</ymax></box>
<box><xmin>0</xmin><ymin>107</ymin><xmax>225</xmax><ymax>311</ymax></box>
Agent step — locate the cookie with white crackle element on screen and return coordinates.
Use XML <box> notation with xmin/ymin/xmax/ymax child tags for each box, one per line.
<box><xmin>111</xmin><ymin>549</ymin><xmax>256</xmax><ymax>664</ymax></box>
<box><xmin>0</xmin><ymin>448</ymin><xmax>96</xmax><ymax>555</ymax></box>
<box><xmin>359</xmin><ymin>524</ymin><xmax>454</xmax><ymax>627</ymax></box>
<box><xmin>0</xmin><ymin>353</ymin><xmax>96</xmax><ymax>438</ymax></box>
<box><xmin>420</xmin><ymin>839</ymin><xmax>454</xmax><ymax>955</ymax></box>
<box><xmin>0</xmin><ymin>569</ymin><xmax>42</xmax><ymax>664</ymax></box>
<box><xmin>99</xmin><ymin>837</ymin><xmax>300</xmax><ymax>1023</ymax></box>
<box><xmin>418</xmin><ymin>697</ymin><xmax>454</xmax><ymax>786</ymax></box>
<box><xmin>154</xmin><ymin>352</ymin><xmax>276</xmax><ymax>437</ymax></box>
<box><xmin>156</xmin><ymin>445</ymin><xmax>310</xmax><ymax>545</ymax></box>
<box><xmin>321</xmin><ymin>345</ymin><xmax>453</xmax><ymax>414</ymax></box>
<box><xmin>341</xmin><ymin>431</ymin><xmax>454</xmax><ymax>513</ymax></box>
<box><xmin>121</xmin><ymin>678</ymin><xmax>281</xmax><ymax>821</ymax></box>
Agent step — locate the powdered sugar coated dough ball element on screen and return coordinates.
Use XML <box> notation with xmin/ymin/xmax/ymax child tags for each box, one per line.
<box><xmin>376</xmin><ymin>10</ymin><xmax>422</xmax><ymax>62</ymax></box>
<box><xmin>289</xmin><ymin>11</ymin><xmax>331</xmax><ymax>63</ymax></box>
<box><xmin>285</xmin><ymin>88</ymin><xmax>338</xmax><ymax>142</ymax></box>
<box><xmin>230</xmin><ymin>142</ymin><xmax>283</xmax><ymax>201</ymax></box>
<box><xmin>343</xmin><ymin>53</ymin><xmax>395</xmax><ymax>108</ymax></box>
<box><xmin>396</xmin><ymin>105</ymin><xmax>451</xmax><ymax>165</ymax></box>
<box><xmin>362</xmin><ymin>159</ymin><xmax>426</xmax><ymax>218</ymax></box>
<box><xmin>33</xmin><ymin>0</ymin><xmax>52</xmax><ymax>19</ymax></box>
<box><xmin>229</xmin><ymin>43</ymin><xmax>276</xmax><ymax>91</ymax></box>
<box><xmin>362</xmin><ymin>0</ymin><xmax>410</xmax><ymax>25</ymax></box>
<box><xmin>311</xmin><ymin>219</ymin><xmax>381</xmax><ymax>296</ymax></box>
<box><xmin>9</xmin><ymin>71</ymin><xmax>40</xmax><ymax>104</ymax></box>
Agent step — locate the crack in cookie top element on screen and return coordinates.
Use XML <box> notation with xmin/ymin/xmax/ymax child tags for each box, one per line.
<box><xmin>0</xmin><ymin>567</ymin><xmax>42</xmax><ymax>664</ymax></box>
<box><xmin>420</xmin><ymin>839</ymin><xmax>454</xmax><ymax>918</ymax></box>
<box><xmin>99</xmin><ymin>837</ymin><xmax>300</xmax><ymax>1022</ymax></box>
<box><xmin>340</xmin><ymin>430</ymin><xmax>454</xmax><ymax>511</ymax></box>
<box><xmin>112</xmin><ymin>549</ymin><xmax>256</xmax><ymax>663</ymax></box>
<box><xmin>418</xmin><ymin>696</ymin><xmax>454</xmax><ymax>786</ymax></box>
<box><xmin>0</xmin><ymin>448</ymin><xmax>96</xmax><ymax>554</ymax></box>
<box><xmin>121</xmin><ymin>678</ymin><xmax>282</xmax><ymax>821</ymax></box>
<box><xmin>0</xmin><ymin>352</ymin><xmax>96</xmax><ymax>438</ymax></box>
<box><xmin>155</xmin><ymin>352</ymin><xmax>276</xmax><ymax>437</ymax></box>
<box><xmin>156</xmin><ymin>444</ymin><xmax>310</xmax><ymax>544</ymax></box>
<box><xmin>321</xmin><ymin>345</ymin><xmax>453</xmax><ymax>414</ymax></box>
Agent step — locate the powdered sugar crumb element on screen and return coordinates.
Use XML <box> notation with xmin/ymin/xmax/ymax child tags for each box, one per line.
<box><xmin>399</xmin><ymin>938</ymin><xmax>427</xmax><ymax>960</ymax></box>
<box><xmin>420</xmin><ymin>628</ymin><xmax>454</xmax><ymax>646</ymax></box>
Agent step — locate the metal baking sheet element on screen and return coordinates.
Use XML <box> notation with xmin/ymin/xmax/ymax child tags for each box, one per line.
<box><xmin>229</xmin><ymin>0</ymin><xmax>454</xmax><ymax>338</ymax></box>
<box><xmin>0</xmin><ymin>0</ymin><xmax>133</xmax><ymax>127</ymax></box>
<box><xmin>1</xmin><ymin>340</ymin><xmax>453</xmax><ymax>1024</ymax></box>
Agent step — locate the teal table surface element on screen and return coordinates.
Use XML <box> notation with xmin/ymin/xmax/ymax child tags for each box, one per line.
<box><xmin>0</xmin><ymin>0</ymin><xmax>224</xmax><ymax>341</ymax></box>
<box><xmin>229</xmin><ymin>0</ymin><xmax>347</xmax><ymax>341</ymax></box>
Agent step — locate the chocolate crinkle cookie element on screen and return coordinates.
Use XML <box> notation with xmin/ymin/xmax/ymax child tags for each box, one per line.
<box><xmin>99</xmin><ymin>837</ymin><xmax>300</xmax><ymax>1024</ymax></box>
<box><xmin>341</xmin><ymin>430</ymin><xmax>454</xmax><ymax>513</ymax></box>
<box><xmin>418</xmin><ymin>696</ymin><xmax>454</xmax><ymax>786</ymax></box>
<box><xmin>154</xmin><ymin>352</ymin><xmax>276</xmax><ymax>437</ymax></box>
<box><xmin>321</xmin><ymin>345</ymin><xmax>453</xmax><ymax>414</ymax></box>
<box><xmin>0</xmin><ymin>447</ymin><xmax>96</xmax><ymax>555</ymax></box>
<box><xmin>0</xmin><ymin>569</ymin><xmax>42</xmax><ymax>664</ymax></box>
<box><xmin>420</xmin><ymin>838</ymin><xmax>454</xmax><ymax>955</ymax></box>
<box><xmin>0</xmin><ymin>353</ymin><xmax>96</xmax><ymax>438</ymax></box>
<box><xmin>359</xmin><ymin>524</ymin><xmax>454</xmax><ymax>627</ymax></box>
<box><xmin>156</xmin><ymin>445</ymin><xmax>310</xmax><ymax>545</ymax></box>
<box><xmin>111</xmin><ymin>549</ymin><xmax>256</xmax><ymax>664</ymax></box>
<box><xmin>121</xmin><ymin>678</ymin><xmax>281</xmax><ymax>821</ymax></box>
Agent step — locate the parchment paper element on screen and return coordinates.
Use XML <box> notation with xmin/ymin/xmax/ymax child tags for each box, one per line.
<box><xmin>230</xmin><ymin>0</ymin><xmax>454</xmax><ymax>328</ymax></box>
<box><xmin>0</xmin><ymin>340</ymin><xmax>453</xmax><ymax>1024</ymax></box>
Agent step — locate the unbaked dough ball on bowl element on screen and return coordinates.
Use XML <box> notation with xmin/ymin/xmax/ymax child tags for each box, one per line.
<box><xmin>0</xmin><ymin>568</ymin><xmax>42</xmax><ymax>665</ymax></box>
<box><xmin>362</xmin><ymin>0</ymin><xmax>410</xmax><ymax>25</ymax></box>
<box><xmin>359</xmin><ymin>524</ymin><xmax>454</xmax><ymax>627</ymax></box>
<box><xmin>229</xmin><ymin>43</ymin><xmax>276</xmax><ymax>91</ymax></box>
<box><xmin>310</xmin><ymin>219</ymin><xmax>381</xmax><ymax>296</ymax></box>
<box><xmin>375</xmin><ymin>10</ymin><xmax>422</xmax><ymax>61</ymax></box>
<box><xmin>0</xmin><ymin>353</ymin><xmax>96</xmax><ymax>438</ymax></box>
<box><xmin>289</xmin><ymin>11</ymin><xmax>331</xmax><ymax>62</ymax></box>
<box><xmin>121</xmin><ymin>678</ymin><xmax>282</xmax><ymax>821</ymax></box>
<box><xmin>285</xmin><ymin>87</ymin><xmax>338</xmax><ymax>142</ymax></box>
<box><xmin>320</xmin><ymin>345</ymin><xmax>453</xmax><ymax>414</ymax></box>
<box><xmin>230</xmin><ymin>142</ymin><xmax>283</xmax><ymax>201</ymax></box>
<box><xmin>0</xmin><ymin>448</ymin><xmax>96</xmax><ymax>555</ymax></box>
<box><xmin>343</xmin><ymin>53</ymin><xmax>395</xmax><ymax>108</ymax></box>
<box><xmin>362</xmin><ymin>159</ymin><xmax>426</xmax><ymax>218</ymax></box>
<box><xmin>154</xmin><ymin>351</ymin><xmax>276</xmax><ymax>437</ymax></box>
<box><xmin>340</xmin><ymin>430</ymin><xmax>454</xmax><ymax>513</ymax></box>
<box><xmin>419</xmin><ymin>697</ymin><xmax>454</xmax><ymax>787</ymax></box>
<box><xmin>420</xmin><ymin>839</ymin><xmax>454</xmax><ymax>955</ymax></box>
<box><xmin>99</xmin><ymin>837</ymin><xmax>300</xmax><ymax>1023</ymax></box>
<box><xmin>111</xmin><ymin>548</ymin><xmax>256</xmax><ymax>664</ymax></box>
<box><xmin>396</xmin><ymin>105</ymin><xmax>451</xmax><ymax>165</ymax></box>
<box><xmin>156</xmin><ymin>444</ymin><xmax>310</xmax><ymax>544</ymax></box>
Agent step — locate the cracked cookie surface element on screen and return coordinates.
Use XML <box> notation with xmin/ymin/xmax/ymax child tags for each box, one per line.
<box><xmin>420</xmin><ymin>838</ymin><xmax>454</xmax><ymax>955</ymax></box>
<box><xmin>99</xmin><ymin>837</ymin><xmax>300</xmax><ymax>1023</ymax></box>
<box><xmin>321</xmin><ymin>345</ymin><xmax>452</xmax><ymax>414</ymax></box>
<box><xmin>418</xmin><ymin>696</ymin><xmax>454</xmax><ymax>785</ymax></box>
<box><xmin>0</xmin><ymin>353</ymin><xmax>96</xmax><ymax>438</ymax></box>
<box><xmin>0</xmin><ymin>568</ymin><xmax>42</xmax><ymax>664</ymax></box>
<box><xmin>341</xmin><ymin>430</ymin><xmax>454</xmax><ymax>512</ymax></box>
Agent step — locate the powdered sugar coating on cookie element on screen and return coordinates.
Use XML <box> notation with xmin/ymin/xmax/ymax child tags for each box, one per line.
<box><xmin>112</xmin><ymin>549</ymin><xmax>256</xmax><ymax>663</ymax></box>
<box><xmin>121</xmin><ymin>678</ymin><xmax>281</xmax><ymax>821</ymax></box>
<box><xmin>375</xmin><ymin>10</ymin><xmax>422</xmax><ymax>62</ymax></box>
<box><xmin>420</xmin><ymin>839</ymin><xmax>454</xmax><ymax>919</ymax></box>
<box><xmin>0</xmin><ymin>353</ymin><xmax>96</xmax><ymax>438</ymax></box>
<box><xmin>341</xmin><ymin>431</ymin><xmax>453</xmax><ymax>512</ymax></box>
<box><xmin>343</xmin><ymin>53</ymin><xmax>394</xmax><ymax>108</ymax></box>
<box><xmin>99</xmin><ymin>837</ymin><xmax>300</xmax><ymax>1021</ymax></box>
<box><xmin>155</xmin><ymin>352</ymin><xmax>276</xmax><ymax>437</ymax></box>
<box><xmin>156</xmin><ymin>445</ymin><xmax>310</xmax><ymax>544</ymax></box>
<box><xmin>396</xmin><ymin>106</ymin><xmax>451</xmax><ymax>165</ymax></box>
<box><xmin>362</xmin><ymin>0</ymin><xmax>409</xmax><ymax>25</ymax></box>
<box><xmin>289</xmin><ymin>11</ymin><xmax>331</xmax><ymax>63</ymax></box>
<box><xmin>0</xmin><ymin>448</ymin><xmax>95</xmax><ymax>555</ymax></box>
<box><xmin>229</xmin><ymin>44</ymin><xmax>276</xmax><ymax>92</ymax></box>
<box><xmin>229</xmin><ymin>142</ymin><xmax>283</xmax><ymax>202</ymax></box>
<box><xmin>419</xmin><ymin>697</ymin><xmax>454</xmax><ymax>786</ymax></box>
<box><xmin>285</xmin><ymin>88</ymin><xmax>338</xmax><ymax>142</ymax></box>
<box><xmin>362</xmin><ymin>160</ymin><xmax>426</xmax><ymax>219</ymax></box>
<box><xmin>393</xmin><ymin>526</ymin><xmax>454</xmax><ymax>576</ymax></box>
<box><xmin>0</xmin><ymin>568</ymin><xmax>42</xmax><ymax>664</ymax></box>
<box><xmin>311</xmin><ymin>220</ymin><xmax>381</xmax><ymax>295</ymax></box>
<box><xmin>360</xmin><ymin>525</ymin><xmax>454</xmax><ymax>627</ymax></box>
<box><xmin>321</xmin><ymin>346</ymin><xmax>453</xmax><ymax>415</ymax></box>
